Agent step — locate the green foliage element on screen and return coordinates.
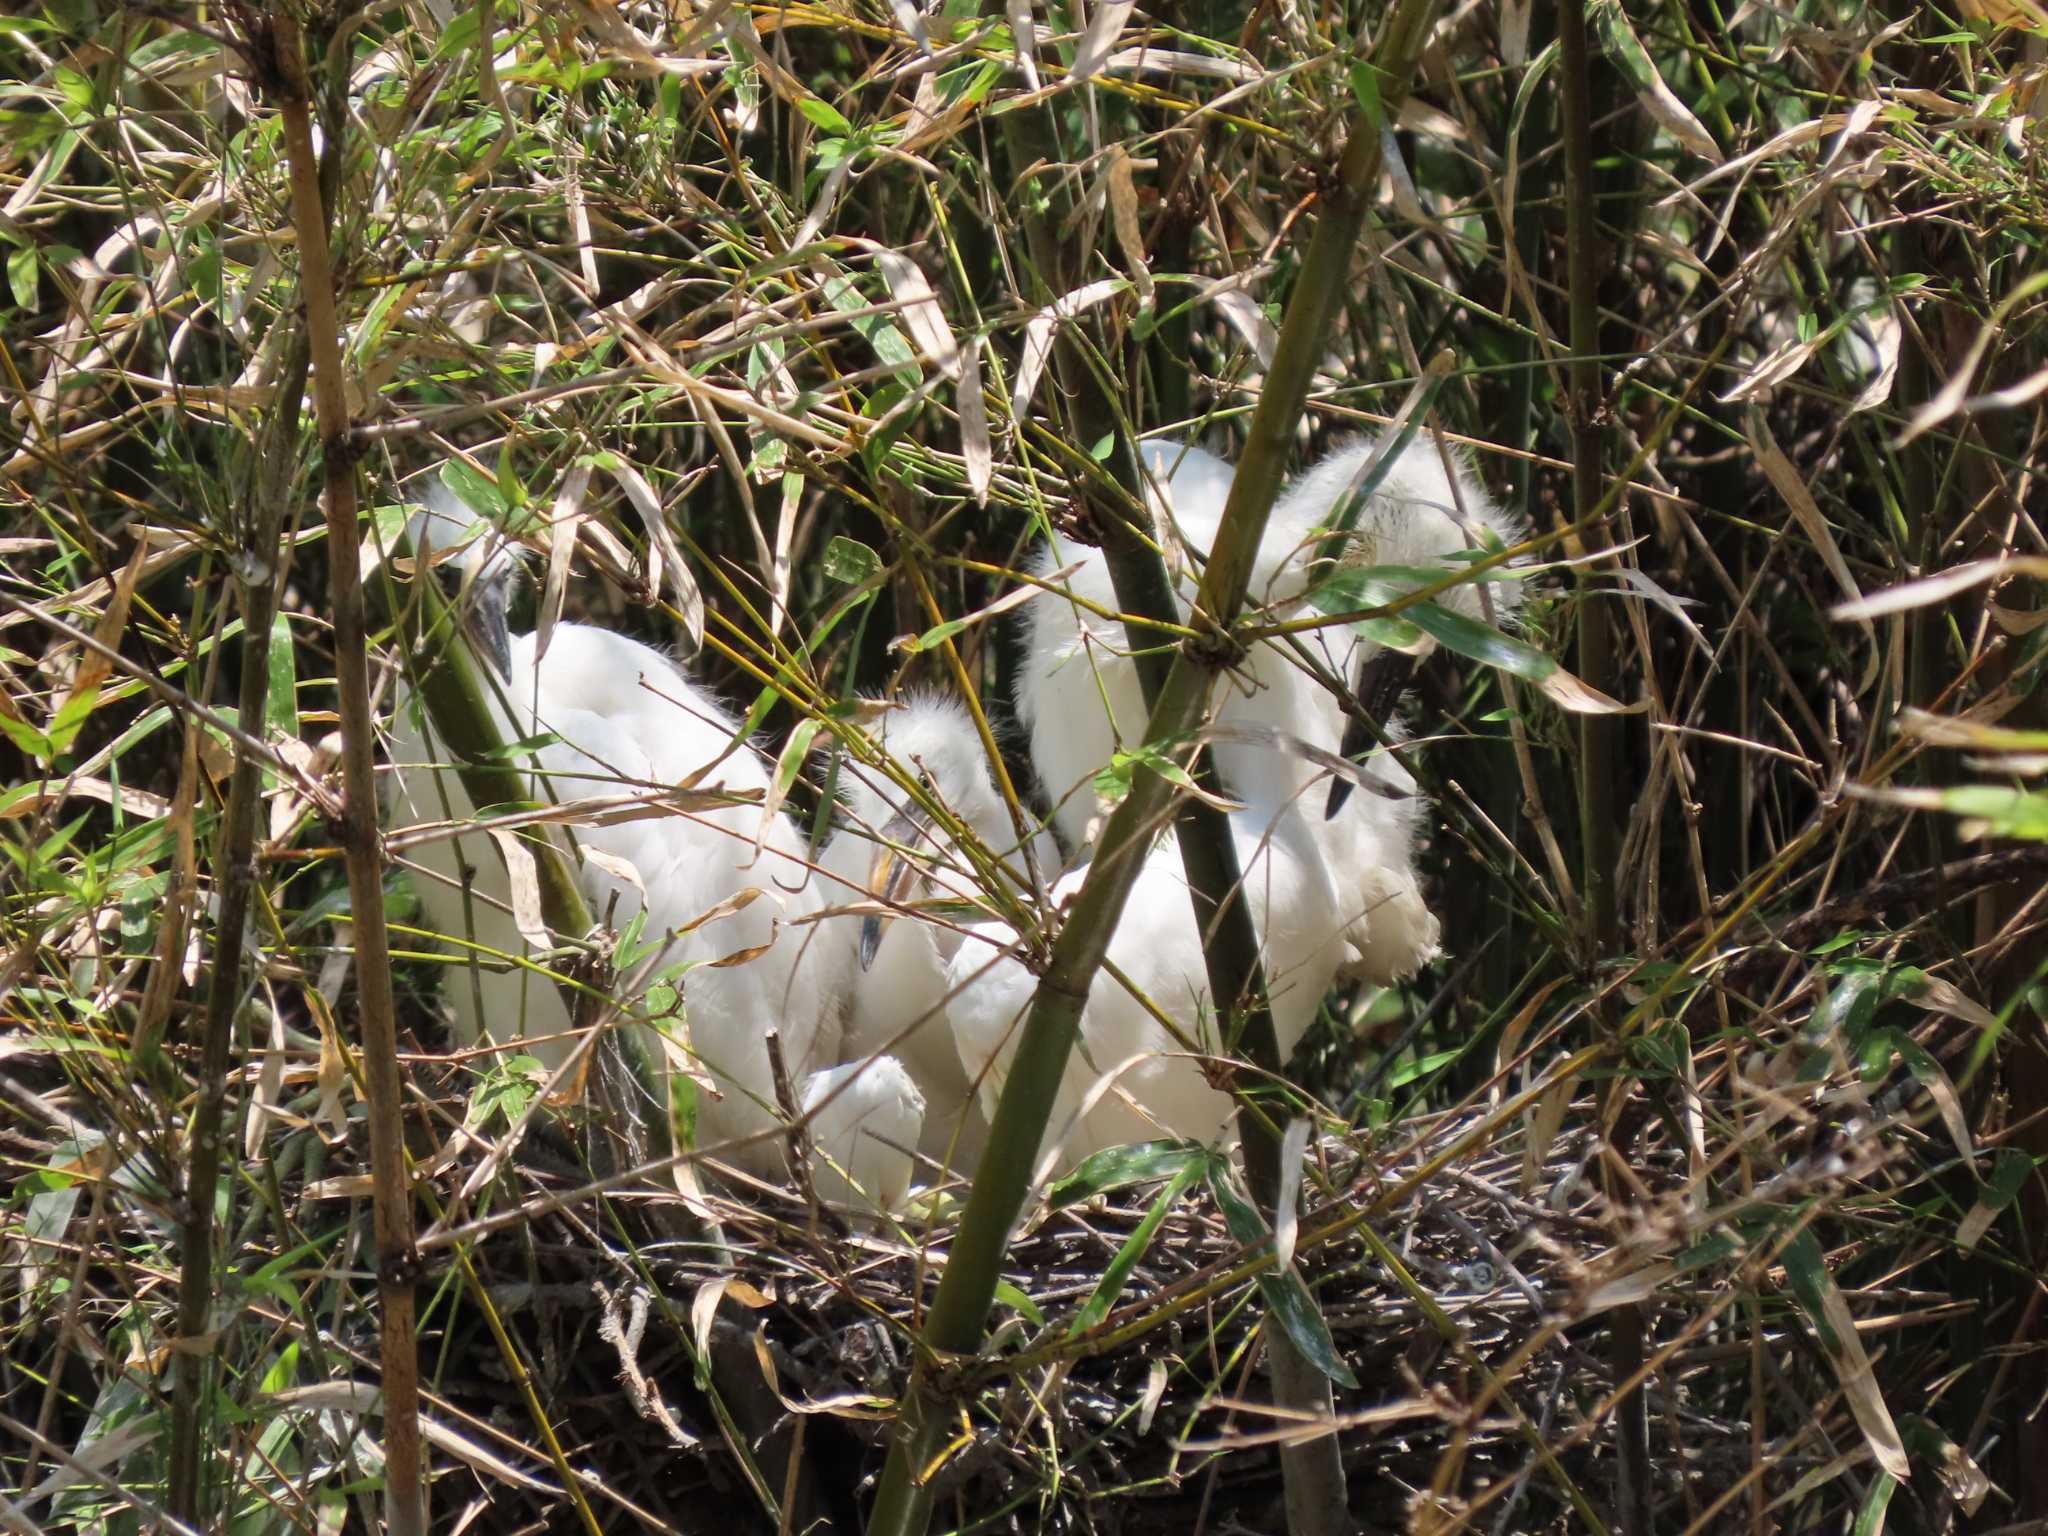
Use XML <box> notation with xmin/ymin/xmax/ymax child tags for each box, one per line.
<box><xmin>2</xmin><ymin>0</ymin><xmax>2044</xmax><ymax>1530</ymax></box>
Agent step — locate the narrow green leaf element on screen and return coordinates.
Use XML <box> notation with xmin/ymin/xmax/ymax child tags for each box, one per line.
<box><xmin>775</xmin><ymin>718</ymin><xmax>823</xmax><ymax>798</ymax></box>
<box><xmin>1849</xmin><ymin>1473</ymin><xmax>1894</xmax><ymax>1536</ymax></box>
<box><xmin>265</xmin><ymin>612</ymin><xmax>298</xmax><ymax>741</ymax></box>
<box><xmin>1346</xmin><ymin>59</ymin><xmax>1386</xmax><ymax>128</ymax></box>
<box><xmin>993</xmin><ymin>1280</ymin><xmax>1044</xmax><ymax>1328</ymax></box>
<box><xmin>1382</xmin><ymin>1048</ymin><xmax>1460</xmax><ymax>1091</ymax></box>
<box><xmin>0</xmin><ymin>711</ymin><xmax>54</xmax><ymax>763</ymax></box>
<box><xmin>795</xmin><ymin>94</ymin><xmax>853</xmax><ymax>136</ymax></box>
<box><xmin>7</xmin><ymin>244</ymin><xmax>35</xmax><ymax>309</ymax></box>
<box><xmin>1939</xmin><ymin>785</ymin><xmax>2048</xmax><ymax>841</ymax></box>
<box><xmin>822</xmin><ymin>272</ymin><xmax>919</xmax><ymax>386</ymax></box>
<box><xmin>1207</xmin><ymin>1160</ymin><xmax>1359</xmax><ymax>1388</ymax></box>
<box><xmin>46</xmin><ymin>686</ymin><xmax>98</xmax><ymax>756</ymax></box>
<box><xmin>897</xmin><ymin>617</ymin><xmax>968</xmax><ymax>655</ymax></box>
<box><xmin>1067</xmin><ymin>1153</ymin><xmax>1206</xmax><ymax>1337</ymax></box>
<box><xmin>1779</xmin><ymin>1228</ymin><xmax>1839</xmax><ymax>1353</ymax></box>
<box><xmin>440</xmin><ymin>457</ymin><xmax>508</xmax><ymax>517</ymax></box>
<box><xmin>1046</xmin><ymin>1139</ymin><xmax>1205</xmax><ymax>1207</ymax></box>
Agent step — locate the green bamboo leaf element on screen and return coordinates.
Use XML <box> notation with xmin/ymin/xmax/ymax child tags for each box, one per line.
<box><xmin>438</xmin><ymin>457</ymin><xmax>507</xmax><ymax>518</ymax></box>
<box><xmin>1781</xmin><ymin>1226</ymin><xmax>1908</xmax><ymax>1478</ymax></box>
<box><xmin>897</xmin><ymin>616</ymin><xmax>968</xmax><ymax>655</ymax></box>
<box><xmin>265</xmin><ymin>611</ymin><xmax>298</xmax><ymax>740</ymax></box>
<box><xmin>1046</xmin><ymin>1139</ymin><xmax>1205</xmax><ymax>1207</ymax></box>
<box><xmin>823</xmin><ymin>535</ymin><xmax>880</xmax><ymax>584</ymax></box>
<box><xmin>1938</xmin><ymin>786</ymin><xmax>2048</xmax><ymax>841</ymax></box>
<box><xmin>1957</xmin><ymin>1148</ymin><xmax>2033</xmax><ymax>1250</ymax></box>
<box><xmin>45</xmin><ymin>685</ymin><xmax>98</xmax><ymax>757</ymax></box>
<box><xmin>993</xmin><ymin>1280</ymin><xmax>1044</xmax><ymax>1328</ymax></box>
<box><xmin>1066</xmin><ymin>1152</ymin><xmax>1206</xmax><ymax>1337</ymax></box>
<box><xmin>1382</xmin><ymin>1047</ymin><xmax>1459</xmax><ymax>1091</ymax></box>
<box><xmin>1308</xmin><ymin>566</ymin><xmax>1623</xmax><ymax>714</ymax></box>
<box><xmin>822</xmin><ymin>271</ymin><xmax>919</xmax><ymax>387</ymax></box>
<box><xmin>1849</xmin><ymin>1474</ymin><xmax>1894</xmax><ymax>1536</ymax></box>
<box><xmin>0</xmin><ymin>712</ymin><xmax>54</xmax><ymax>763</ymax></box>
<box><xmin>1345</xmin><ymin>60</ymin><xmax>1386</xmax><ymax>128</ymax></box>
<box><xmin>1899</xmin><ymin>1414</ymin><xmax>1993</xmax><ymax>1513</ymax></box>
<box><xmin>1207</xmin><ymin>1161</ymin><xmax>1359</xmax><ymax>1388</ymax></box>
<box><xmin>1592</xmin><ymin>0</ymin><xmax>1719</xmax><ymax>161</ymax></box>
<box><xmin>795</xmin><ymin>93</ymin><xmax>852</xmax><ymax>137</ymax></box>
<box><xmin>7</xmin><ymin>244</ymin><xmax>35</xmax><ymax>309</ymax></box>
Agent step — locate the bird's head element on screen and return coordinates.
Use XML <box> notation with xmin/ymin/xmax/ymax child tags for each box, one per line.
<box><xmin>833</xmin><ymin>693</ymin><xmax>1016</xmax><ymax>970</ymax></box>
<box><xmin>403</xmin><ymin>476</ymin><xmax>525</xmax><ymax>680</ymax></box>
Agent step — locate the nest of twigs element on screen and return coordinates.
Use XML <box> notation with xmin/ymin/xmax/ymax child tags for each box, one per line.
<box><xmin>403</xmin><ymin>1072</ymin><xmax>1777</xmax><ymax>1536</ymax></box>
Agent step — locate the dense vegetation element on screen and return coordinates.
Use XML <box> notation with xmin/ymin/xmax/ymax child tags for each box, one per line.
<box><xmin>3</xmin><ymin>0</ymin><xmax>2046</xmax><ymax>1531</ymax></box>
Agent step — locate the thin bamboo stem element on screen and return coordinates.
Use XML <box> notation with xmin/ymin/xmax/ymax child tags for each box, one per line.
<box><xmin>1556</xmin><ymin>4</ymin><xmax>1647</xmax><ymax>1531</ymax></box>
<box><xmin>270</xmin><ymin>16</ymin><xmax>425</xmax><ymax>1534</ymax></box>
<box><xmin>164</xmin><ymin>334</ymin><xmax>311</xmax><ymax>1526</ymax></box>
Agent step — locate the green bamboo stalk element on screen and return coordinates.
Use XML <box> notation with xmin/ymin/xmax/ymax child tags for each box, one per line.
<box><xmin>1010</xmin><ymin>108</ymin><xmax>1356</xmax><ymax>1529</ymax></box>
<box><xmin>1556</xmin><ymin>5</ymin><xmax>1648</xmax><ymax>1532</ymax></box>
<box><xmin>269</xmin><ymin>17</ymin><xmax>424</xmax><ymax>1533</ymax></box>
<box><xmin>866</xmin><ymin>9</ymin><xmax>1440</xmax><ymax>1530</ymax></box>
<box><xmin>164</xmin><ymin>334</ymin><xmax>311</xmax><ymax>1526</ymax></box>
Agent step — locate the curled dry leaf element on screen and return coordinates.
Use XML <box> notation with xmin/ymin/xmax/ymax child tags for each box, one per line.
<box><xmin>875</xmin><ymin>250</ymin><xmax>959</xmax><ymax>379</ymax></box>
<box><xmin>1105</xmin><ymin>146</ymin><xmax>1153</xmax><ymax>303</ymax></box>
<box><xmin>1579</xmin><ymin>1262</ymin><xmax>1675</xmax><ymax>1316</ymax></box>
<box><xmin>536</xmin><ymin>462</ymin><xmax>591</xmax><ymax>662</ymax></box>
<box><xmin>1594</xmin><ymin>1</ymin><xmax>1719</xmax><ymax>161</ymax></box>
<box><xmin>1897</xmin><ymin>270</ymin><xmax>2048</xmax><ymax>445</ymax></box>
<box><xmin>605</xmin><ymin>457</ymin><xmax>705</xmax><ymax>656</ymax></box>
<box><xmin>1783</xmin><ymin>1230</ymin><xmax>1911</xmax><ymax>1481</ymax></box>
<box><xmin>1070</xmin><ymin>0</ymin><xmax>1137</xmax><ymax>84</ymax></box>
<box><xmin>1013</xmin><ymin>279</ymin><xmax>1126</xmax><ymax>418</ymax></box>
<box><xmin>957</xmin><ymin>339</ymin><xmax>991</xmax><ymax>505</ymax></box>
<box><xmin>1273</xmin><ymin>1117</ymin><xmax>1311</xmax><ymax>1272</ymax></box>
<box><xmin>1832</xmin><ymin>557</ymin><xmax>2048</xmax><ymax>621</ymax></box>
<box><xmin>486</xmin><ymin>827</ymin><xmax>551</xmax><ymax>950</ymax></box>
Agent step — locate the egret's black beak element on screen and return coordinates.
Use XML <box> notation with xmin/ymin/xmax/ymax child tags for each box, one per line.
<box><xmin>1326</xmin><ymin>649</ymin><xmax>1418</xmax><ymax>818</ymax></box>
<box><xmin>857</xmin><ymin>809</ymin><xmax>934</xmax><ymax>970</ymax></box>
<box><xmin>467</xmin><ymin>566</ymin><xmax>516</xmax><ymax>682</ymax></box>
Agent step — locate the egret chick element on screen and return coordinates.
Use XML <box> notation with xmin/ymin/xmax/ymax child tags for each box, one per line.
<box><xmin>819</xmin><ymin>693</ymin><xmax>1059</xmax><ymax>1175</ymax></box>
<box><xmin>1015</xmin><ymin>432</ymin><xmax>1524</xmax><ymax>984</ymax></box>
<box><xmin>387</xmin><ymin>501</ymin><xmax>845</xmax><ymax>1183</ymax></box>
<box><xmin>942</xmin><ymin>704</ymin><xmax>1349</xmax><ymax>1171</ymax></box>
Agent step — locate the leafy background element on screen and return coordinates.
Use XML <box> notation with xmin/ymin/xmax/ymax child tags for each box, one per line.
<box><xmin>2</xmin><ymin>0</ymin><xmax>2046</xmax><ymax>1532</ymax></box>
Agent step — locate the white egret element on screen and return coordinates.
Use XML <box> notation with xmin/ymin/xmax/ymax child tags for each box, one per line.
<box><xmin>1015</xmin><ymin>432</ymin><xmax>1525</xmax><ymax>985</ymax></box>
<box><xmin>817</xmin><ymin>693</ymin><xmax>1060</xmax><ymax>1175</ymax></box>
<box><xmin>387</xmin><ymin>500</ymin><xmax>918</xmax><ymax>1208</ymax></box>
<box><xmin>939</xmin><ymin>707</ymin><xmax>1350</xmax><ymax>1170</ymax></box>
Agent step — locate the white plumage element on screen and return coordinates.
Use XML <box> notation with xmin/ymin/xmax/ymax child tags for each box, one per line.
<box><xmin>941</xmin><ymin>708</ymin><xmax>1348</xmax><ymax>1171</ymax></box>
<box><xmin>388</xmin><ymin>503</ymin><xmax>926</xmax><ymax>1208</ymax></box>
<box><xmin>1015</xmin><ymin>432</ymin><xmax>1525</xmax><ymax>986</ymax></box>
<box><xmin>800</xmin><ymin>1057</ymin><xmax>925</xmax><ymax>1214</ymax></box>
<box><xmin>390</xmin><ymin>616</ymin><xmax>844</xmax><ymax>1176</ymax></box>
<box><xmin>818</xmin><ymin>694</ymin><xmax>1060</xmax><ymax>1175</ymax></box>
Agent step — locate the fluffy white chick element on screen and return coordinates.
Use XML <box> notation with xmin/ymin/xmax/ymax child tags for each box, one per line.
<box><xmin>819</xmin><ymin>694</ymin><xmax>1060</xmax><ymax>1176</ymax></box>
<box><xmin>1015</xmin><ymin>431</ymin><xmax>1524</xmax><ymax>985</ymax></box>
<box><xmin>943</xmin><ymin>707</ymin><xmax>1349</xmax><ymax>1173</ymax></box>
<box><xmin>386</xmin><ymin>504</ymin><xmax>843</xmax><ymax>1182</ymax></box>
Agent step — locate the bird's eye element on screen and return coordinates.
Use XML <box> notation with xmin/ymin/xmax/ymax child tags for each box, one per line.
<box><xmin>916</xmin><ymin>767</ymin><xmax>936</xmax><ymax>795</ymax></box>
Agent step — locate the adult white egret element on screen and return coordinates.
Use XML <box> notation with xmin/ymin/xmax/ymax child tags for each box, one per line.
<box><xmin>387</xmin><ymin>500</ymin><xmax>918</xmax><ymax>1207</ymax></box>
<box><xmin>817</xmin><ymin>693</ymin><xmax>1060</xmax><ymax>1175</ymax></box>
<box><xmin>1015</xmin><ymin>432</ymin><xmax>1524</xmax><ymax>985</ymax></box>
